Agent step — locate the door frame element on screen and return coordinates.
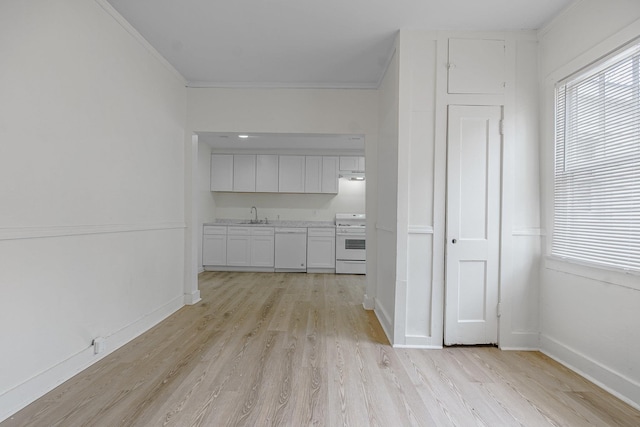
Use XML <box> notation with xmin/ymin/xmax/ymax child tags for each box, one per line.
<box><xmin>443</xmin><ymin>104</ymin><xmax>504</xmax><ymax>346</ymax></box>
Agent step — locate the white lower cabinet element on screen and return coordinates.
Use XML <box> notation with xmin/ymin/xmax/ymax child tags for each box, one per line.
<box><xmin>204</xmin><ymin>226</ymin><xmax>274</xmax><ymax>270</ymax></box>
<box><xmin>250</xmin><ymin>228</ymin><xmax>274</xmax><ymax>267</ymax></box>
<box><xmin>307</xmin><ymin>228</ymin><xmax>336</xmax><ymax>272</ymax></box>
<box><xmin>204</xmin><ymin>225</ymin><xmax>334</xmax><ymax>273</ymax></box>
<box><xmin>203</xmin><ymin>226</ymin><xmax>227</xmax><ymax>266</ymax></box>
<box><xmin>227</xmin><ymin>227</ymin><xmax>251</xmax><ymax>266</ymax></box>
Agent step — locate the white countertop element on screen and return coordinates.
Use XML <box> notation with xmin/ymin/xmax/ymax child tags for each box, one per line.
<box><xmin>204</xmin><ymin>219</ymin><xmax>335</xmax><ymax>228</ymax></box>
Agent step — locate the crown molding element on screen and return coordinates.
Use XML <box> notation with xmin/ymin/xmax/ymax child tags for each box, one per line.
<box><xmin>93</xmin><ymin>0</ymin><xmax>187</xmax><ymax>85</ymax></box>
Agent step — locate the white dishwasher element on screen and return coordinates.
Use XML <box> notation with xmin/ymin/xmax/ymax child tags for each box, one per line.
<box><xmin>274</xmin><ymin>228</ymin><xmax>307</xmax><ymax>272</ymax></box>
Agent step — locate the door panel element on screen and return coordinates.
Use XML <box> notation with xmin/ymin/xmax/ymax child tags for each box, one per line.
<box><xmin>445</xmin><ymin>105</ymin><xmax>501</xmax><ymax>346</ymax></box>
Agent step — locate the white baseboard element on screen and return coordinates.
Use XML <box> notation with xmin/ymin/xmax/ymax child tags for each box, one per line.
<box><xmin>374</xmin><ymin>302</ymin><xmax>394</xmax><ymax>345</ymax></box>
<box><xmin>500</xmin><ymin>347</ymin><xmax>540</xmax><ymax>351</ymax></box>
<box><xmin>393</xmin><ymin>344</ymin><xmax>443</xmax><ymax>349</ymax></box>
<box><xmin>362</xmin><ymin>294</ymin><xmax>375</xmax><ymax>310</ymax></box>
<box><xmin>0</xmin><ymin>295</ymin><xmax>184</xmax><ymax>423</ymax></box>
<box><xmin>500</xmin><ymin>331</ymin><xmax>540</xmax><ymax>351</ymax></box>
<box><xmin>540</xmin><ymin>334</ymin><xmax>640</xmax><ymax>411</ymax></box>
<box><xmin>399</xmin><ymin>334</ymin><xmax>444</xmax><ymax>349</ymax></box>
<box><xmin>184</xmin><ymin>290</ymin><xmax>201</xmax><ymax>305</ymax></box>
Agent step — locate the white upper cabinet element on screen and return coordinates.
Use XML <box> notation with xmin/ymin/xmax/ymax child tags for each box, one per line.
<box><xmin>210</xmin><ymin>154</ymin><xmax>234</xmax><ymax>191</ymax></box>
<box><xmin>233</xmin><ymin>154</ymin><xmax>256</xmax><ymax>192</ymax></box>
<box><xmin>339</xmin><ymin>156</ymin><xmax>365</xmax><ymax>172</ymax></box>
<box><xmin>447</xmin><ymin>38</ymin><xmax>505</xmax><ymax>94</ymax></box>
<box><xmin>305</xmin><ymin>156</ymin><xmax>322</xmax><ymax>193</ymax></box>
<box><xmin>279</xmin><ymin>155</ymin><xmax>306</xmax><ymax>193</ymax></box>
<box><xmin>321</xmin><ymin>156</ymin><xmax>339</xmax><ymax>194</ymax></box>
<box><xmin>211</xmin><ymin>152</ymin><xmax>361</xmax><ymax>194</ymax></box>
<box><xmin>256</xmin><ymin>154</ymin><xmax>279</xmax><ymax>192</ymax></box>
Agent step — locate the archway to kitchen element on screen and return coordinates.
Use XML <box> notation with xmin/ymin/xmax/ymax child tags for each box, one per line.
<box><xmin>190</xmin><ymin>132</ymin><xmax>367</xmax><ymax>281</ymax></box>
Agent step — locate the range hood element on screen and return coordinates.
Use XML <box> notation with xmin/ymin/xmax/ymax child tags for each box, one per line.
<box><xmin>339</xmin><ymin>172</ymin><xmax>365</xmax><ymax>181</ymax></box>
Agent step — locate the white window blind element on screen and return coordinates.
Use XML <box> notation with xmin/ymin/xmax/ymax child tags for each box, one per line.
<box><xmin>553</xmin><ymin>41</ymin><xmax>640</xmax><ymax>272</ymax></box>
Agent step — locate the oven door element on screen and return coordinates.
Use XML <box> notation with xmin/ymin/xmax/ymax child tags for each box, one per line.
<box><xmin>336</xmin><ymin>234</ymin><xmax>366</xmax><ymax>260</ymax></box>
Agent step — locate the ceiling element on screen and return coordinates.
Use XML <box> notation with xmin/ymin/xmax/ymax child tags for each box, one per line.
<box><xmin>107</xmin><ymin>0</ymin><xmax>573</xmax><ymax>89</ymax></box>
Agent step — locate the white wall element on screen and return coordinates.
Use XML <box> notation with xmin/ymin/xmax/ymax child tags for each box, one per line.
<box><xmin>210</xmin><ymin>181</ymin><xmax>366</xmax><ymax>222</ymax></box>
<box><xmin>396</xmin><ymin>31</ymin><xmax>439</xmax><ymax>347</ymax></box>
<box><xmin>388</xmin><ymin>30</ymin><xmax>542</xmax><ymax>349</ymax></box>
<box><xmin>197</xmin><ymin>142</ymin><xmax>216</xmax><ymax>272</ymax></box>
<box><xmin>0</xmin><ymin>0</ymin><xmax>187</xmax><ymax>420</ymax></box>
<box><xmin>187</xmin><ymin>88</ymin><xmax>378</xmax><ymax>300</ymax></box>
<box><xmin>538</xmin><ymin>0</ymin><xmax>640</xmax><ymax>409</ymax></box>
<box><xmin>376</xmin><ymin>44</ymin><xmax>400</xmax><ymax>340</ymax></box>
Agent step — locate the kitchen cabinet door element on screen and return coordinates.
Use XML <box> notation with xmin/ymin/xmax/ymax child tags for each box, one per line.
<box><xmin>278</xmin><ymin>155</ymin><xmax>305</xmax><ymax>193</ymax></box>
<box><xmin>227</xmin><ymin>234</ymin><xmax>251</xmax><ymax>266</ymax></box>
<box><xmin>250</xmin><ymin>227</ymin><xmax>274</xmax><ymax>267</ymax></box>
<box><xmin>203</xmin><ymin>234</ymin><xmax>227</xmax><ymax>266</ymax></box>
<box><xmin>233</xmin><ymin>155</ymin><xmax>256</xmax><ymax>192</ymax></box>
<box><xmin>339</xmin><ymin>156</ymin><xmax>364</xmax><ymax>172</ymax></box>
<box><xmin>321</xmin><ymin>156</ymin><xmax>339</xmax><ymax>194</ymax></box>
<box><xmin>305</xmin><ymin>156</ymin><xmax>322</xmax><ymax>193</ymax></box>
<box><xmin>210</xmin><ymin>154</ymin><xmax>233</xmax><ymax>191</ymax></box>
<box><xmin>251</xmin><ymin>235</ymin><xmax>275</xmax><ymax>267</ymax></box>
<box><xmin>256</xmin><ymin>155</ymin><xmax>278</xmax><ymax>192</ymax></box>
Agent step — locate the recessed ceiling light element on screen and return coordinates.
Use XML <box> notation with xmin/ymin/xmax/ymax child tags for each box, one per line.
<box><xmin>238</xmin><ymin>134</ymin><xmax>249</xmax><ymax>139</ymax></box>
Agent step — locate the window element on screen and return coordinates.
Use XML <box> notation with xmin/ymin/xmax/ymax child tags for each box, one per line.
<box><xmin>553</xmin><ymin>41</ymin><xmax>640</xmax><ymax>272</ymax></box>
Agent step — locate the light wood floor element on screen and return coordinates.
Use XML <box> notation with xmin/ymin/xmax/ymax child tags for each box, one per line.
<box><xmin>4</xmin><ymin>272</ymin><xmax>639</xmax><ymax>426</ymax></box>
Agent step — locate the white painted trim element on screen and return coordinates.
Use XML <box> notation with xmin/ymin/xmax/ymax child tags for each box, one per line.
<box><xmin>0</xmin><ymin>295</ymin><xmax>184</xmax><ymax>423</ymax></box>
<box><xmin>499</xmin><ymin>331</ymin><xmax>540</xmax><ymax>350</ymax></box>
<box><xmin>512</xmin><ymin>227</ymin><xmax>546</xmax><ymax>236</ymax></box>
<box><xmin>184</xmin><ymin>290</ymin><xmax>201</xmax><ymax>305</ymax></box>
<box><xmin>545</xmin><ymin>256</ymin><xmax>640</xmax><ymax>292</ymax></box>
<box><xmin>198</xmin><ymin>267</ymin><xmax>205</xmax><ymax>274</ymax></box>
<box><xmin>538</xmin><ymin>0</ymin><xmax>586</xmax><ymax>38</ymax></box>
<box><xmin>408</xmin><ymin>225</ymin><xmax>434</xmax><ymax>234</ymax></box>
<box><xmin>403</xmin><ymin>335</ymin><xmax>443</xmax><ymax>348</ymax></box>
<box><xmin>0</xmin><ymin>222</ymin><xmax>185</xmax><ymax>241</ymax></box>
<box><xmin>362</xmin><ymin>294</ymin><xmax>375</xmax><ymax>310</ymax></box>
<box><xmin>93</xmin><ymin>0</ymin><xmax>186</xmax><ymax>85</ymax></box>
<box><xmin>393</xmin><ymin>344</ymin><xmax>443</xmax><ymax>349</ymax></box>
<box><xmin>375</xmin><ymin>38</ymin><xmax>403</xmax><ymax>90</ymax></box>
<box><xmin>375</xmin><ymin>223</ymin><xmax>395</xmax><ymax>233</ymax></box>
<box><xmin>374</xmin><ymin>303</ymin><xmax>394</xmax><ymax>345</ymax></box>
<box><xmin>500</xmin><ymin>347</ymin><xmax>540</xmax><ymax>351</ymax></box>
<box><xmin>544</xmin><ymin>18</ymin><xmax>640</xmax><ymax>82</ymax></box>
<box><xmin>186</xmin><ymin>80</ymin><xmax>378</xmax><ymax>90</ymax></box>
<box><xmin>540</xmin><ymin>334</ymin><xmax>640</xmax><ymax>411</ymax></box>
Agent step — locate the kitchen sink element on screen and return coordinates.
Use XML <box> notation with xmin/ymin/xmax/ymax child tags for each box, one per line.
<box><xmin>235</xmin><ymin>219</ymin><xmax>268</xmax><ymax>224</ymax></box>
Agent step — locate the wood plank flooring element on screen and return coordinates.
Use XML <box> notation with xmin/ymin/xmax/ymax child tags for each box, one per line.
<box><xmin>4</xmin><ymin>272</ymin><xmax>639</xmax><ymax>426</ymax></box>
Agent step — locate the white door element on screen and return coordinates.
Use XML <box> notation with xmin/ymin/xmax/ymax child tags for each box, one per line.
<box><xmin>445</xmin><ymin>105</ymin><xmax>502</xmax><ymax>346</ymax></box>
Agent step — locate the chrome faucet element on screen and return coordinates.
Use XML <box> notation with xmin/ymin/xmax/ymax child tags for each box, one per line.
<box><xmin>250</xmin><ymin>206</ymin><xmax>258</xmax><ymax>223</ymax></box>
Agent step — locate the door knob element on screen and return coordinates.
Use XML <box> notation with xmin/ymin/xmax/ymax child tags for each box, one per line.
<box><xmin>452</xmin><ymin>239</ymin><xmax>457</xmax><ymax>244</ymax></box>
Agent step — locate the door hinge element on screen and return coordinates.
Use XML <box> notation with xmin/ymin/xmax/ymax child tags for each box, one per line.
<box><xmin>499</xmin><ymin>120</ymin><xmax>504</xmax><ymax>136</ymax></box>
<box><xmin>497</xmin><ymin>302</ymin><xmax>502</xmax><ymax>317</ymax></box>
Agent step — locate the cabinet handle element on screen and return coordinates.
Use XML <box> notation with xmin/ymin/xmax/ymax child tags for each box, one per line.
<box><xmin>452</xmin><ymin>239</ymin><xmax>457</xmax><ymax>244</ymax></box>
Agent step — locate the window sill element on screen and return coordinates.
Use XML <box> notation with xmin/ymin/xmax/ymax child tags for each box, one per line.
<box><xmin>544</xmin><ymin>256</ymin><xmax>640</xmax><ymax>292</ymax></box>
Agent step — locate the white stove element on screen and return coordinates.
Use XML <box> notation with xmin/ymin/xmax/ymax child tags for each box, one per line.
<box><xmin>335</xmin><ymin>214</ymin><xmax>366</xmax><ymax>274</ymax></box>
